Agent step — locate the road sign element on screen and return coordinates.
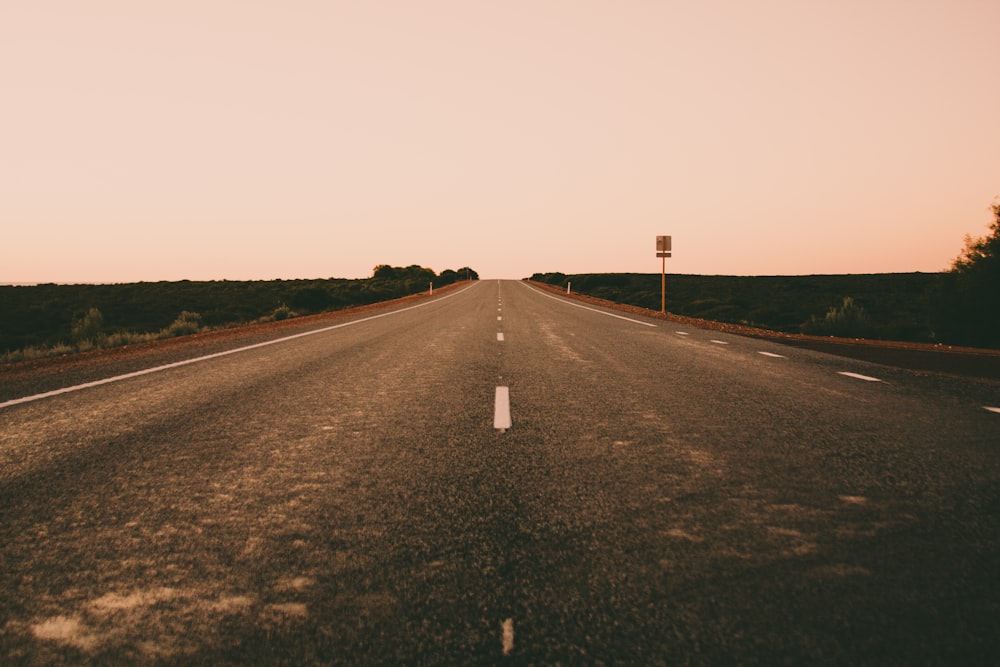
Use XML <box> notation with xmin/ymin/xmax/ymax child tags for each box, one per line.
<box><xmin>657</xmin><ymin>235</ymin><xmax>672</xmax><ymax>313</ymax></box>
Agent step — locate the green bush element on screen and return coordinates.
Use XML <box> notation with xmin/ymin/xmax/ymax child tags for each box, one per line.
<box><xmin>70</xmin><ymin>307</ymin><xmax>104</xmax><ymax>343</ymax></box>
<box><xmin>271</xmin><ymin>304</ymin><xmax>295</xmax><ymax>321</ymax></box>
<box><xmin>163</xmin><ymin>311</ymin><xmax>203</xmax><ymax>337</ymax></box>
<box><xmin>803</xmin><ymin>297</ymin><xmax>874</xmax><ymax>338</ymax></box>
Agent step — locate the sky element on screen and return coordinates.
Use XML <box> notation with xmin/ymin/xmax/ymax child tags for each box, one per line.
<box><xmin>3</xmin><ymin>0</ymin><xmax>999</xmax><ymax>283</ymax></box>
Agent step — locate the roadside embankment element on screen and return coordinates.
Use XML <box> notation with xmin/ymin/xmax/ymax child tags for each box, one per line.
<box><xmin>526</xmin><ymin>280</ymin><xmax>1000</xmax><ymax>381</ymax></box>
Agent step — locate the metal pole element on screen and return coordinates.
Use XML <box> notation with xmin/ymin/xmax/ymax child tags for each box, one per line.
<box><xmin>661</xmin><ymin>254</ymin><xmax>666</xmax><ymax>313</ymax></box>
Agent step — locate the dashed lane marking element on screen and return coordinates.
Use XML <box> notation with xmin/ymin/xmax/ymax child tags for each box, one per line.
<box><xmin>838</xmin><ymin>371</ymin><xmax>882</xmax><ymax>382</ymax></box>
<box><xmin>497</xmin><ymin>333</ymin><xmax>504</xmax><ymax>342</ymax></box>
<box><xmin>501</xmin><ymin>618</ymin><xmax>514</xmax><ymax>656</ymax></box>
<box><xmin>758</xmin><ymin>351</ymin><xmax>786</xmax><ymax>358</ymax></box>
<box><xmin>494</xmin><ymin>387</ymin><xmax>511</xmax><ymax>431</ymax></box>
<box><xmin>497</xmin><ymin>316</ymin><xmax>502</xmax><ymax>321</ymax></box>
<box><xmin>710</xmin><ymin>340</ymin><xmax>729</xmax><ymax>345</ymax></box>
<box><xmin>523</xmin><ymin>283</ymin><xmax>656</xmax><ymax>327</ymax></box>
<box><xmin>675</xmin><ymin>331</ymin><xmax>689</xmax><ymax>336</ymax></box>
<box><xmin>983</xmin><ymin>406</ymin><xmax>1000</xmax><ymax>414</ymax></box>
<box><xmin>0</xmin><ymin>283</ymin><xmax>478</xmax><ymax>410</ymax></box>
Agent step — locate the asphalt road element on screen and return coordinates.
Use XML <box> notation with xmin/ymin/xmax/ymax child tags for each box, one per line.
<box><xmin>2</xmin><ymin>280</ymin><xmax>999</xmax><ymax>665</ymax></box>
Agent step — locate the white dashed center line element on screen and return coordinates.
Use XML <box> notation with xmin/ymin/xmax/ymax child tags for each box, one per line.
<box><xmin>710</xmin><ymin>340</ymin><xmax>729</xmax><ymax>345</ymax></box>
<box><xmin>494</xmin><ymin>387</ymin><xmax>511</xmax><ymax>432</ymax></box>
<box><xmin>497</xmin><ymin>333</ymin><xmax>504</xmax><ymax>342</ymax></box>
<box><xmin>497</xmin><ymin>316</ymin><xmax>502</xmax><ymax>321</ymax></box>
<box><xmin>758</xmin><ymin>351</ymin><xmax>786</xmax><ymax>358</ymax></box>
<box><xmin>675</xmin><ymin>331</ymin><xmax>689</xmax><ymax>336</ymax></box>
<box><xmin>983</xmin><ymin>406</ymin><xmax>1000</xmax><ymax>414</ymax></box>
<box><xmin>838</xmin><ymin>371</ymin><xmax>882</xmax><ymax>382</ymax></box>
<box><xmin>501</xmin><ymin>618</ymin><xmax>514</xmax><ymax>656</ymax></box>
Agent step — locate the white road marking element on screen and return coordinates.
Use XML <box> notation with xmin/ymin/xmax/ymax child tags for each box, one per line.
<box><xmin>497</xmin><ymin>316</ymin><xmax>502</xmax><ymax>321</ymax></box>
<box><xmin>494</xmin><ymin>386</ymin><xmax>511</xmax><ymax>431</ymax></box>
<box><xmin>523</xmin><ymin>283</ymin><xmax>656</xmax><ymax>327</ymax></box>
<box><xmin>501</xmin><ymin>618</ymin><xmax>514</xmax><ymax>656</ymax></box>
<box><xmin>838</xmin><ymin>371</ymin><xmax>882</xmax><ymax>382</ymax></box>
<box><xmin>497</xmin><ymin>333</ymin><xmax>504</xmax><ymax>342</ymax></box>
<box><xmin>710</xmin><ymin>340</ymin><xmax>729</xmax><ymax>345</ymax></box>
<box><xmin>758</xmin><ymin>351</ymin><xmax>786</xmax><ymax>358</ymax></box>
<box><xmin>983</xmin><ymin>406</ymin><xmax>1000</xmax><ymax>414</ymax></box>
<box><xmin>0</xmin><ymin>283</ymin><xmax>478</xmax><ymax>410</ymax></box>
<box><xmin>675</xmin><ymin>331</ymin><xmax>689</xmax><ymax>336</ymax></box>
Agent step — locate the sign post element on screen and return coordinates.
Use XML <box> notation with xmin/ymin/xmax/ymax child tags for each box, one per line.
<box><xmin>656</xmin><ymin>235</ymin><xmax>672</xmax><ymax>313</ymax></box>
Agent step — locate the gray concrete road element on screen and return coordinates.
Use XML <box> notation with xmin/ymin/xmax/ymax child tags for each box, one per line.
<box><xmin>2</xmin><ymin>280</ymin><xmax>999</xmax><ymax>665</ymax></box>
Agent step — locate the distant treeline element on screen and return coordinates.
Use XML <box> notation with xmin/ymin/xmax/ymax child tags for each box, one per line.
<box><xmin>527</xmin><ymin>271</ymin><xmax>995</xmax><ymax>349</ymax></box>
<box><xmin>0</xmin><ymin>264</ymin><xmax>478</xmax><ymax>361</ymax></box>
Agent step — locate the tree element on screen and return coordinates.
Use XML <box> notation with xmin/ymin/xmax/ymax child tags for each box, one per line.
<box><xmin>952</xmin><ymin>200</ymin><xmax>1000</xmax><ymax>273</ymax></box>
<box><xmin>936</xmin><ymin>199</ymin><xmax>1000</xmax><ymax>347</ymax></box>
<box><xmin>372</xmin><ymin>264</ymin><xmax>398</xmax><ymax>280</ymax></box>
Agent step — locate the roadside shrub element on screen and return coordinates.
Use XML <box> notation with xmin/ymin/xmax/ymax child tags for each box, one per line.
<box><xmin>290</xmin><ymin>286</ymin><xmax>333</xmax><ymax>312</ymax></box>
<box><xmin>71</xmin><ymin>307</ymin><xmax>104</xmax><ymax>343</ymax></box>
<box><xmin>103</xmin><ymin>330</ymin><xmax>158</xmax><ymax>347</ymax></box>
<box><xmin>271</xmin><ymin>304</ymin><xmax>295</xmax><ymax>321</ymax></box>
<box><xmin>802</xmin><ymin>297</ymin><xmax>873</xmax><ymax>338</ymax></box>
<box><xmin>164</xmin><ymin>311</ymin><xmax>202</xmax><ymax>337</ymax></box>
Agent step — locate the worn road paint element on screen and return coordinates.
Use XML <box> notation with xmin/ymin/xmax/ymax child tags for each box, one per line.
<box><xmin>838</xmin><ymin>371</ymin><xmax>882</xmax><ymax>382</ymax></box>
<box><xmin>494</xmin><ymin>387</ymin><xmax>511</xmax><ymax>431</ymax></box>
<box><xmin>501</xmin><ymin>618</ymin><xmax>514</xmax><ymax>656</ymax></box>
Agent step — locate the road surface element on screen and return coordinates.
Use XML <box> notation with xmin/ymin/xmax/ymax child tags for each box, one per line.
<box><xmin>2</xmin><ymin>280</ymin><xmax>999</xmax><ymax>664</ymax></box>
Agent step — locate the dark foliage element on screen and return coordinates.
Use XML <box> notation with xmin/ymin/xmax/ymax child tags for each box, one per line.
<box><xmin>0</xmin><ymin>265</ymin><xmax>477</xmax><ymax>355</ymax></box>
<box><xmin>529</xmin><ymin>271</ymin><xmax>947</xmax><ymax>345</ymax></box>
<box><xmin>933</xmin><ymin>200</ymin><xmax>1000</xmax><ymax>348</ymax></box>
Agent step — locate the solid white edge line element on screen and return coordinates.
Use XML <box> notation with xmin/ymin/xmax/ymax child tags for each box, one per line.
<box><xmin>494</xmin><ymin>386</ymin><xmax>511</xmax><ymax>430</ymax></box>
<box><xmin>985</xmin><ymin>407</ymin><xmax>1000</xmax><ymax>414</ymax></box>
<box><xmin>838</xmin><ymin>371</ymin><xmax>882</xmax><ymax>382</ymax></box>
<box><xmin>0</xmin><ymin>282</ymin><xmax>478</xmax><ymax>410</ymax></box>
<box><xmin>522</xmin><ymin>282</ymin><xmax>656</xmax><ymax>327</ymax></box>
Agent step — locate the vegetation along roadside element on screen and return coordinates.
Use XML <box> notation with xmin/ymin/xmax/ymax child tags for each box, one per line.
<box><xmin>530</xmin><ymin>199</ymin><xmax>1000</xmax><ymax>351</ymax></box>
<box><xmin>0</xmin><ymin>265</ymin><xmax>478</xmax><ymax>363</ymax></box>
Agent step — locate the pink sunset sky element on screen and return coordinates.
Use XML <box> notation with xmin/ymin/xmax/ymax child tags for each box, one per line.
<box><xmin>3</xmin><ymin>0</ymin><xmax>998</xmax><ymax>283</ymax></box>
